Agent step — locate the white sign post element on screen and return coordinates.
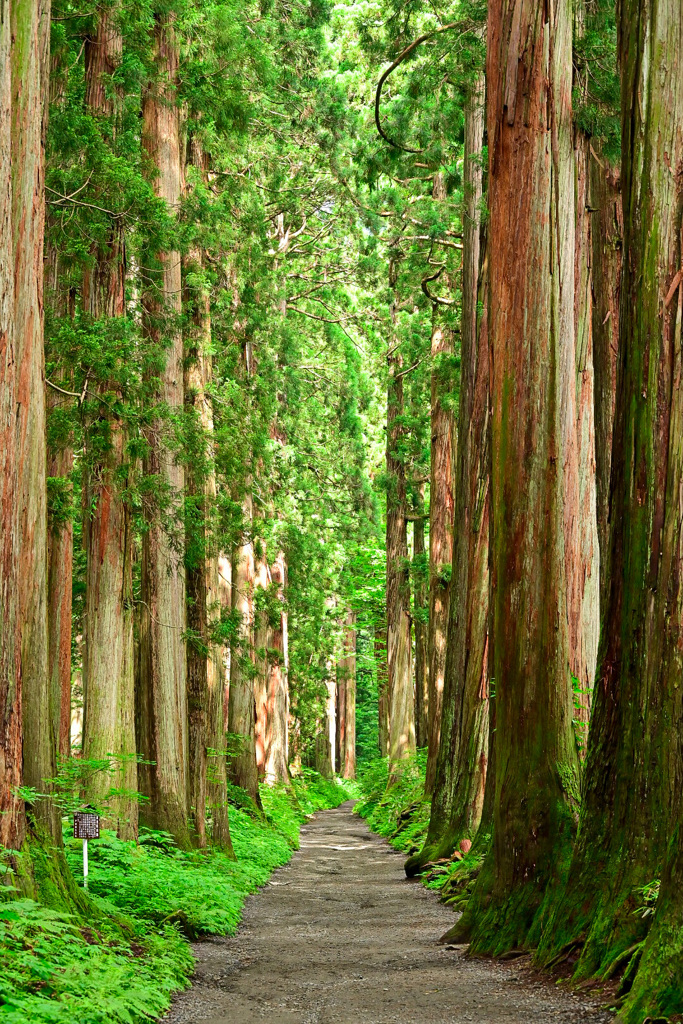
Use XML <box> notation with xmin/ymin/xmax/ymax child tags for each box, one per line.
<box><xmin>73</xmin><ymin>811</ymin><xmax>100</xmax><ymax>889</ymax></box>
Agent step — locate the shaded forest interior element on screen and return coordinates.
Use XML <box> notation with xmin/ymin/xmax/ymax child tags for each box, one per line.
<box><xmin>1</xmin><ymin>0</ymin><xmax>683</xmax><ymax>1021</ymax></box>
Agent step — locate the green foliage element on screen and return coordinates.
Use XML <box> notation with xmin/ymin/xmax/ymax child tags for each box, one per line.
<box><xmin>1</xmin><ymin>775</ymin><xmax>351</xmax><ymax>1023</ymax></box>
<box><xmin>0</xmin><ymin>900</ymin><xmax>191</xmax><ymax>1024</ymax></box>
<box><xmin>354</xmin><ymin>752</ymin><xmax>431</xmax><ymax>854</ymax></box>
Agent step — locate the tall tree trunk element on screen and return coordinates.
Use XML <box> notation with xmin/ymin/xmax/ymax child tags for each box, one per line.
<box><xmin>228</xmin><ymin>493</ymin><xmax>262</xmax><ymax>806</ymax></box>
<box><xmin>0</xmin><ymin>6</ymin><xmax>23</xmax><ymax>851</ymax></box>
<box><xmin>538</xmin><ymin>0</ymin><xmax>683</xmax><ymax>984</ymax></box>
<box><xmin>425</xmin><ymin>182</ymin><xmax>456</xmax><ymax>792</ymax></box>
<box><xmin>454</xmin><ymin>0</ymin><xmax>580</xmax><ymax>953</ymax></box>
<box><xmin>386</xmin><ymin>261</ymin><xmax>415</xmax><ymax>775</ymax></box>
<box><xmin>46</xmin><ymin>392</ymin><xmax>73</xmax><ymax>763</ymax></box>
<box><xmin>407</xmin><ymin>72</ymin><xmax>489</xmax><ymax>876</ymax></box>
<box><xmin>137</xmin><ymin>14</ymin><xmax>189</xmax><ymax>845</ymax></box>
<box><xmin>337</xmin><ymin>610</ymin><xmax>356</xmax><ymax>780</ymax></box>
<box><xmin>336</xmin><ymin>641</ymin><xmax>346</xmax><ymax>775</ymax></box>
<box><xmin>570</xmin><ymin>0</ymin><xmax>599</xmax><ymax>735</ymax></box>
<box><xmin>315</xmin><ymin>661</ymin><xmax>335</xmax><ymax>777</ymax></box>
<box><xmin>80</xmin><ymin>9</ymin><xmax>137</xmax><ymax>839</ymax></box>
<box><xmin>44</xmin><ymin>248</ymin><xmax>74</xmax><ymax>764</ymax></box>
<box><xmin>264</xmin><ymin>551</ymin><xmax>290</xmax><ymax>785</ymax></box>
<box><xmin>253</xmin><ymin>548</ymin><xmax>268</xmax><ymax>780</ymax></box>
<box><xmin>589</xmin><ymin>153</ymin><xmax>621</xmax><ymax>605</ymax></box>
<box><xmin>412</xmin><ymin>487</ymin><xmax>429</xmax><ymax>749</ymax></box>
<box><xmin>183</xmin><ymin>136</ymin><xmax>231</xmax><ymax>852</ymax></box>
<box><xmin>375</xmin><ymin>620</ymin><xmax>389</xmax><ymax>757</ymax></box>
<box><xmin>13</xmin><ymin>0</ymin><xmax>56</xmax><ymax>837</ymax></box>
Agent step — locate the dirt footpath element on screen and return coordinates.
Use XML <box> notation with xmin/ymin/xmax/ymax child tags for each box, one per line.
<box><xmin>163</xmin><ymin>802</ymin><xmax>610</xmax><ymax>1024</ymax></box>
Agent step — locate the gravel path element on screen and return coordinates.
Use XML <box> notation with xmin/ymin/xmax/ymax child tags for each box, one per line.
<box><xmin>163</xmin><ymin>802</ymin><xmax>611</xmax><ymax>1024</ymax></box>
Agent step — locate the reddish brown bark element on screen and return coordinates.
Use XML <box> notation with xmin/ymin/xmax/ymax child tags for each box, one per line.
<box><xmin>0</xmin><ymin>9</ymin><xmax>23</xmax><ymax>851</ymax></box>
<box><xmin>454</xmin><ymin>0</ymin><xmax>581</xmax><ymax>952</ymax></box>
<box><xmin>138</xmin><ymin>14</ymin><xmax>189</xmax><ymax>845</ymax></box>
<box><xmin>13</xmin><ymin>0</ymin><xmax>56</xmax><ymax>835</ymax></box>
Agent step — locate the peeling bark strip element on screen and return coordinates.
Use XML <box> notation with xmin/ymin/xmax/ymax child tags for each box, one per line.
<box><xmin>455</xmin><ymin>0</ymin><xmax>581</xmax><ymax>953</ymax></box>
<box><xmin>80</xmin><ymin>8</ymin><xmax>137</xmax><ymax>840</ymax></box>
<box><xmin>408</xmin><ymin>71</ymin><xmax>489</xmax><ymax>876</ymax></box>
<box><xmin>13</xmin><ymin>0</ymin><xmax>56</xmax><ymax>835</ymax></box>
<box><xmin>538</xmin><ymin>0</ymin><xmax>683</xmax><ymax>986</ymax></box>
<box><xmin>386</xmin><ymin>261</ymin><xmax>415</xmax><ymax>774</ymax></box>
<box><xmin>0</xmin><ymin>0</ymin><xmax>24</xmax><ymax>851</ymax></box>
<box><xmin>137</xmin><ymin>13</ymin><xmax>190</xmax><ymax>846</ymax></box>
<box><xmin>425</xmin><ymin>177</ymin><xmax>456</xmax><ymax>795</ymax></box>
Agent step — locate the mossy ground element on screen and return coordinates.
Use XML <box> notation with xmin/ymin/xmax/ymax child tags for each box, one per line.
<box><xmin>0</xmin><ymin>771</ymin><xmax>351</xmax><ymax>1024</ymax></box>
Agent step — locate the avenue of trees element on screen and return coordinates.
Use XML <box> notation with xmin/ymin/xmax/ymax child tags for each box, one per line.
<box><xmin>2</xmin><ymin>0</ymin><xmax>683</xmax><ymax>1018</ymax></box>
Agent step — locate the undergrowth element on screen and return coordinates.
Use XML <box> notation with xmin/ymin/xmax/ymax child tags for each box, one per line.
<box><xmin>354</xmin><ymin>752</ymin><xmax>431</xmax><ymax>854</ymax></box>
<box><xmin>0</xmin><ymin>770</ymin><xmax>350</xmax><ymax>1024</ymax></box>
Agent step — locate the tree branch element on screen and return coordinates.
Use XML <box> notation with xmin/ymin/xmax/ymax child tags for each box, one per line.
<box><xmin>374</xmin><ymin>20</ymin><xmax>471</xmax><ymax>153</ymax></box>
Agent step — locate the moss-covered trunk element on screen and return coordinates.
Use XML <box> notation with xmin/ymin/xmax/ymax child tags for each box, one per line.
<box><xmin>454</xmin><ymin>0</ymin><xmax>581</xmax><ymax>953</ymax></box>
<box><xmin>538</xmin><ymin>0</ymin><xmax>683</xmax><ymax>983</ymax></box>
<box><xmin>407</xmin><ymin>72</ymin><xmax>489</xmax><ymax>876</ymax></box>
<box><xmin>81</xmin><ymin>11</ymin><xmax>137</xmax><ymax>838</ymax></box>
<box><xmin>0</xmin><ymin>5</ymin><xmax>24</xmax><ymax>851</ymax></box>
<box><xmin>138</xmin><ymin>13</ymin><xmax>189</xmax><ymax>846</ymax></box>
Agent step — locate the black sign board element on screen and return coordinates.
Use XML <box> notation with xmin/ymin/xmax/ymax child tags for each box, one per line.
<box><xmin>73</xmin><ymin>811</ymin><xmax>100</xmax><ymax>840</ymax></box>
